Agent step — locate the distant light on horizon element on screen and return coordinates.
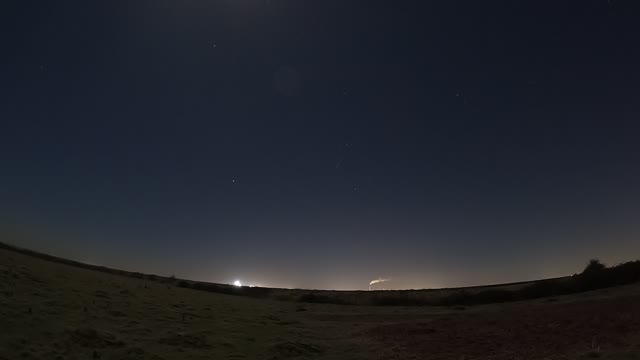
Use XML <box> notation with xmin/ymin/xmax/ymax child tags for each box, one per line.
<box><xmin>369</xmin><ymin>278</ymin><xmax>390</xmax><ymax>290</ymax></box>
<box><xmin>3</xmin><ymin>0</ymin><xmax>639</xmax><ymax>292</ymax></box>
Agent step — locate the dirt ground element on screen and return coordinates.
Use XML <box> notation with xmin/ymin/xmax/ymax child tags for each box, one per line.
<box><xmin>368</xmin><ymin>293</ymin><xmax>640</xmax><ymax>359</ymax></box>
<box><xmin>2</xmin><ymin>247</ymin><xmax>640</xmax><ymax>360</ymax></box>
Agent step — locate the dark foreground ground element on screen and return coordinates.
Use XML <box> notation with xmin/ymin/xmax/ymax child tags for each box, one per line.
<box><xmin>2</xmin><ymin>247</ymin><xmax>640</xmax><ymax>360</ymax></box>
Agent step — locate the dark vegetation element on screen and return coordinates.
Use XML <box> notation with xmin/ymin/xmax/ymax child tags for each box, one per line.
<box><xmin>2</xmin><ymin>241</ymin><xmax>639</xmax><ymax>307</ymax></box>
<box><xmin>366</xmin><ymin>259</ymin><xmax>640</xmax><ymax>306</ymax></box>
<box><xmin>5</xmin><ymin>244</ymin><xmax>640</xmax><ymax>360</ymax></box>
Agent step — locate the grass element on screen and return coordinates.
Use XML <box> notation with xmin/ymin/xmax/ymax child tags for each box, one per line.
<box><xmin>9</xmin><ymin>242</ymin><xmax>640</xmax><ymax>307</ymax></box>
<box><xmin>2</xmin><ymin>245</ymin><xmax>640</xmax><ymax>359</ymax></box>
<box><xmin>5</xmin><ymin>242</ymin><xmax>639</xmax><ymax>307</ymax></box>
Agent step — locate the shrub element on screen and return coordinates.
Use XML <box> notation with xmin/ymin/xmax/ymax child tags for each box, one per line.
<box><xmin>608</xmin><ymin>260</ymin><xmax>640</xmax><ymax>285</ymax></box>
<box><xmin>583</xmin><ymin>259</ymin><xmax>606</xmax><ymax>275</ymax></box>
<box><xmin>576</xmin><ymin>259</ymin><xmax>608</xmax><ymax>291</ymax></box>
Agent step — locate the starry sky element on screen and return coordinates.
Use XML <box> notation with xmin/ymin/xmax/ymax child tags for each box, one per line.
<box><xmin>2</xmin><ymin>0</ymin><xmax>640</xmax><ymax>290</ymax></box>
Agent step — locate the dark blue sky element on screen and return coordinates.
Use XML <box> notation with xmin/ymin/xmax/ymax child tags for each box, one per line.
<box><xmin>2</xmin><ymin>0</ymin><xmax>640</xmax><ymax>289</ymax></box>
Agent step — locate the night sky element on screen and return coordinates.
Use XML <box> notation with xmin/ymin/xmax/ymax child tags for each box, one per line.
<box><xmin>2</xmin><ymin>1</ymin><xmax>640</xmax><ymax>290</ymax></box>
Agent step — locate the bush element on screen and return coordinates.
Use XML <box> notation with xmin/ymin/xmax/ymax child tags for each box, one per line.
<box><xmin>583</xmin><ymin>259</ymin><xmax>606</xmax><ymax>273</ymax></box>
<box><xmin>575</xmin><ymin>259</ymin><xmax>640</xmax><ymax>291</ymax></box>
<box><xmin>608</xmin><ymin>260</ymin><xmax>640</xmax><ymax>285</ymax></box>
<box><xmin>576</xmin><ymin>259</ymin><xmax>608</xmax><ymax>291</ymax></box>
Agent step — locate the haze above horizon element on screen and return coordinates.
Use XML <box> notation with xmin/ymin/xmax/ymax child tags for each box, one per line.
<box><xmin>2</xmin><ymin>0</ymin><xmax>640</xmax><ymax>290</ymax></box>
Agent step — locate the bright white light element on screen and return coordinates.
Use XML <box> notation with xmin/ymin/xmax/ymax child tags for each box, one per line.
<box><xmin>234</xmin><ymin>280</ymin><xmax>242</xmax><ymax>287</ymax></box>
<box><xmin>369</xmin><ymin>278</ymin><xmax>390</xmax><ymax>290</ymax></box>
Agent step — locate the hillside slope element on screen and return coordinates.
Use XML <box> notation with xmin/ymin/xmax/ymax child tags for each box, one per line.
<box><xmin>2</xmin><ymin>247</ymin><xmax>640</xmax><ymax>359</ymax></box>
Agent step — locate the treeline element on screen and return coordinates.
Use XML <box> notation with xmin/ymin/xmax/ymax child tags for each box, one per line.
<box><xmin>360</xmin><ymin>259</ymin><xmax>640</xmax><ymax>306</ymax></box>
<box><xmin>175</xmin><ymin>258</ymin><xmax>640</xmax><ymax>306</ymax></box>
<box><xmin>2</xmin><ymin>241</ymin><xmax>639</xmax><ymax>306</ymax></box>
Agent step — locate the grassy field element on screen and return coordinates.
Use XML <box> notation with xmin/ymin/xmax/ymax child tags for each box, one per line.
<box><xmin>2</xmin><ymin>247</ymin><xmax>640</xmax><ymax>359</ymax></box>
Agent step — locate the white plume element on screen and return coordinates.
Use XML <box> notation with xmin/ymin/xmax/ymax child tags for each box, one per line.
<box><xmin>369</xmin><ymin>278</ymin><xmax>390</xmax><ymax>286</ymax></box>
